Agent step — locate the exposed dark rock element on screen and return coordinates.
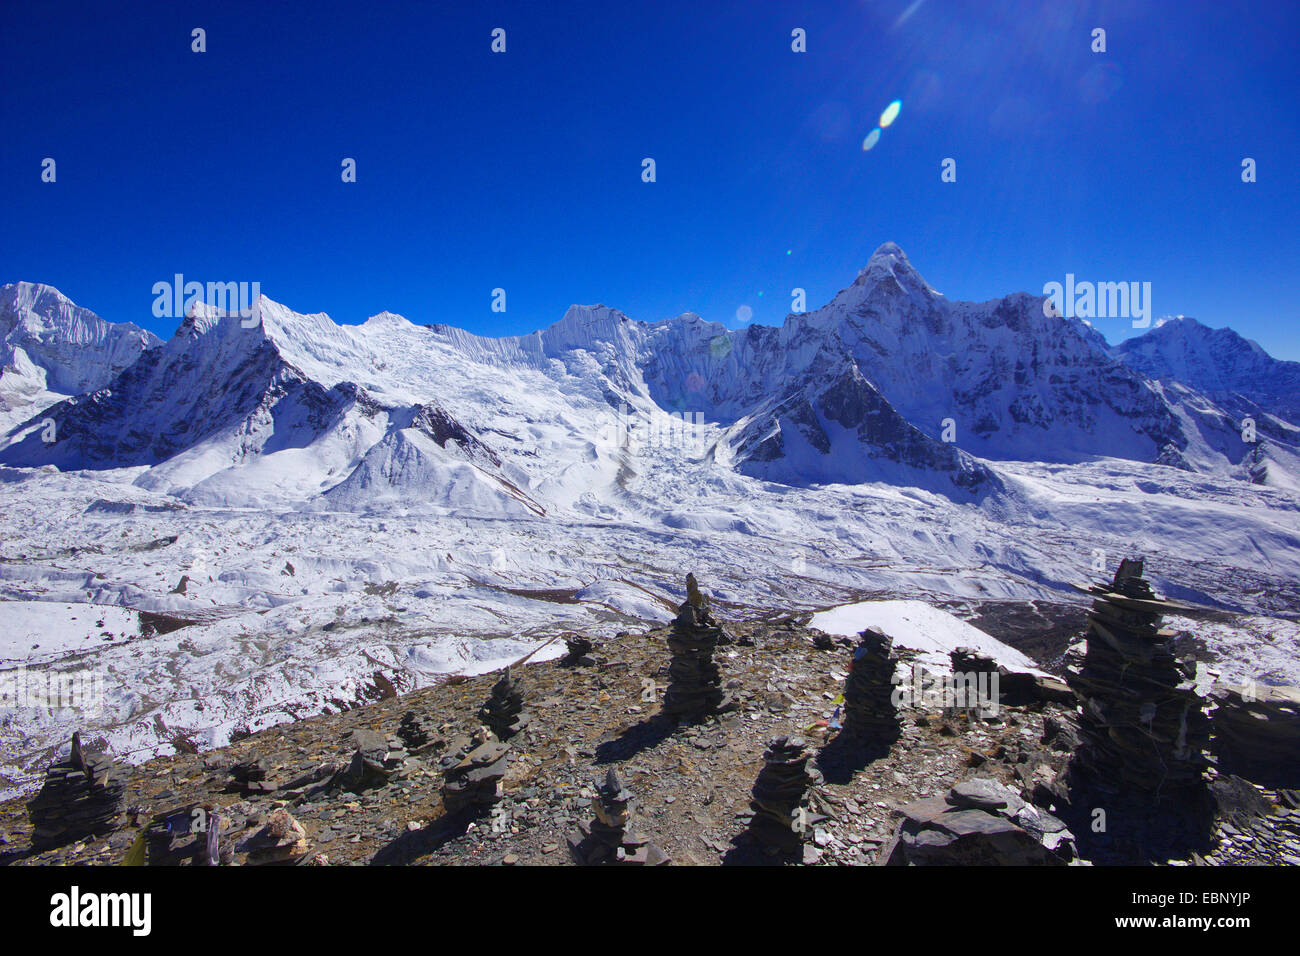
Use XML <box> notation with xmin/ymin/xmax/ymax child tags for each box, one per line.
<box><xmin>883</xmin><ymin>778</ymin><xmax>1074</xmax><ymax>865</ymax></box>
<box><xmin>1211</xmin><ymin>683</ymin><xmax>1300</xmax><ymax>787</ymax></box>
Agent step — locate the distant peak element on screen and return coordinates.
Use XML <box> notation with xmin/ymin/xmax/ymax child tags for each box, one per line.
<box><xmin>560</xmin><ymin>304</ymin><xmax>627</xmax><ymax>323</ymax></box>
<box><xmin>868</xmin><ymin>241</ymin><xmax>908</xmax><ymax>262</ymax></box>
<box><xmin>846</xmin><ymin>242</ymin><xmax>940</xmax><ymax>300</ymax></box>
<box><xmin>363</xmin><ymin>310</ymin><xmax>411</xmax><ymax>329</ymax></box>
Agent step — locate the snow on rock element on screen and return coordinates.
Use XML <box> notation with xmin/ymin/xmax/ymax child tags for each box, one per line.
<box><xmin>810</xmin><ymin>599</ymin><xmax>1049</xmax><ymax>676</ymax></box>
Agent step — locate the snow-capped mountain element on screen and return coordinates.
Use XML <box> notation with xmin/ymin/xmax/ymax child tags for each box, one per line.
<box><xmin>4</xmin><ymin>244</ymin><xmax>1297</xmax><ymax>504</ymax></box>
<box><xmin>0</xmin><ymin>282</ymin><xmax>159</xmax><ymax>433</ymax></box>
<box><xmin>3</xmin><ymin>248</ymin><xmax>1299</xmax><ymax>798</ymax></box>
<box><xmin>1115</xmin><ymin>317</ymin><xmax>1300</xmax><ymax>426</ymax></box>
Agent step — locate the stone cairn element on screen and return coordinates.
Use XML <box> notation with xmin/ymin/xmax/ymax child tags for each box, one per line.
<box><xmin>840</xmin><ymin>628</ymin><xmax>901</xmax><ymax>744</ymax></box>
<box><xmin>27</xmin><ymin>733</ymin><xmax>126</xmax><ymax>850</ymax></box>
<box><xmin>568</xmin><ymin>769</ymin><xmax>670</xmax><ymax>865</ymax></box>
<box><xmin>561</xmin><ymin>635</ymin><xmax>596</xmax><ymax>666</ymax></box>
<box><xmin>240</xmin><ymin>808</ymin><xmax>311</xmax><ymax>865</ymax></box>
<box><xmin>397</xmin><ymin>709</ymin><xmax>442</xmax><ymax>752</ymax></box>
<box><xmin>440</xmin><ymin>728</ymin><xmax>511</xmax><ymax>815</ymax></box>
<box><xmin>478</xmin><ymin>667</ymin><xmax>530</xmax><ymax>740</ymax></box>
<box><xmin>330</xmin><ymin>729</ymin><xmax>408</xmax><ymax>792</ymax></box>
<box><xmin>226</xmin><ymin>757</ymin><xmax>275</xmax><ymax>796</ymax></box>
<box><xmin>748</xmin><ymin>735</ymin><xmax>823</xmax><ymax>851</ymax></box>
<box><xmin>1065</xmin><ymin>558</ymin><xmax>1211</xmax><ymax>800</ymax></box>
<box><xmin>1211</xmin><ymin>682</ymin><xmax>1300</xmax><ymax>787</ymax></box>
<box><xmin>661</xmin><ymin>573</ymin><xmax>732</xmax><ymax>718</ymax></box>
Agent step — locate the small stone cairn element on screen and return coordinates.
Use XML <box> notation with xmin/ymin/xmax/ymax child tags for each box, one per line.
<box><xmin>840</xmin><ymin>628</ymin><xmax>901</xmax><ymax>744</ymax></box>
<box><xmin>748</xmin><ymin>735</ymin><xmax>823</xmax><ymax>851</ymax></box>
<box><xmin>1065</xmin><ymin>558</ymin><xmax>1210</xmax><ymax>799</ymax></box>
<box><xmin>478</xmin><ymin>667</ymin><xmax>530</xmax><ymax>740</ymax></box>
<box><xmin>440</xmin><ymin>728</ymin><xmax>510</xmax><ymax>815</ymax></box>
<box><xmin>568</xmin><ymin>769</ymin><xmax>670</xmax><ymax>865</ymax></box>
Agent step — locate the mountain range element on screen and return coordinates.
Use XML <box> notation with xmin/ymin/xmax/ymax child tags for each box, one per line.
<box><xmin>3</xmin><ymin>244</ymin><xmax>1297</xmax><ymax>505</ymax></box>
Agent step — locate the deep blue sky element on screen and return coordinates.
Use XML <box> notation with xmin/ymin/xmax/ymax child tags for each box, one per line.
<box><xmin>3</xmin><ymin>0</ymin><xmax>1297</xmax><ymax>358</ymax></box>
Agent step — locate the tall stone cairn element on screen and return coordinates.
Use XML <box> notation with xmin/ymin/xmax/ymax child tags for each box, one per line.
<box><xmin>748</xmin><ymin>735</ymin><xmax>823</xmax><ymax>851</ymax></box>
<box><xmin>1065</xmin><ymin>558</ymin><xmax>1211</xmax><ymax>799</ymax></box>
<box><xmin>26</xmin><ymin>733</ymin><xmax>126</xmax><ymax>851</ymax></box>
<box><xmin>841</xmin><ymin>628</ymin><xmax>901</xmax><ymax>743</ymax></box>
<box><xmin>478</xmin><ymin>667</ymin><xmax>530</xmax><ymax>740</ymax></box>
<box><xmin>661</xmin><ymin>573</ymin><xmax>732</xmax><ymax>717</ymax></box>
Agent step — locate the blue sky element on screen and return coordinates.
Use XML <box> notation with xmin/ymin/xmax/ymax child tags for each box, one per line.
<box><xmin>3</xmin><ymin>0</ymin><xmax>1298</xmax><ymax>358</ymax></box>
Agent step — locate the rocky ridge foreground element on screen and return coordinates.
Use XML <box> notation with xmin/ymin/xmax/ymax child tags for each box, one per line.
<box><xmin>2</xmin><ymin>576</ymin><xmax>1299</xmax><ymax>867</ymax></box>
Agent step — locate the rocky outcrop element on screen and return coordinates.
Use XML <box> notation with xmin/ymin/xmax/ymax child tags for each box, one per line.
<box><xmin>883</xmin><ymin>777</ymin><xmax>1075</xmax><ymax>865</ymax></box>
<box><xmin>1212</xmin><ymin>683</ymin><xmax>1300</xmax><ymax>787</ymax></box>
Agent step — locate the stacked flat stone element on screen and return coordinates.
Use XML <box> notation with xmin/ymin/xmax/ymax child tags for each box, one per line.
<box><xmin>241</xmin><ymin>808</ymin><xmax>311</xmax><ymax>865</ymax></box>
<box><xmin>883</xmin><ymin>778</ymin><xmax>1075</xmax><ymax>865</ymax></box>
<box><xmin>561</xmin><ymin>635</ymin><xmax>595</xmax><ymax>665</ymax></box>
<box><xmin>331</xmin><ymin>729</ymin><xmax>408</xmax><ymax>792</ymax></box>
<box><xmin>661</xmin><ymin>573</ymin><xmax>732</xmax><ymax>717</ymax></box>
<box><xmin>27</xmin><ymin>733</ymin><xmax>126</xmax><ymax>850</ymax></box>
<box><xmin>568</xmin><ymin>769</ymin><xmax>670</xmax><ymax>865</ymax></box>
<box><xmin>1065</xmin><ymin>558</ymin><xmax>1211</xmax><ymax>798</ymax></box>
<box><xmin>841</xmin><ymin>628</ymin><xmax>901</xmax><ymax>743</ymax></box>
<box><xmin>227</xmin><ymin>757</ymin><xmax>275</xmax><ymax>795</ymax></box>
<box><xmin>440</xmin><ymin>729</ymin><xmax>510</xmax><ymax>814</ymax></box>
<box><xmin>1211</xmin><ymin>683</ymin><xmax>1300</xmax><ymax>786</ymax></box>
<box><xmin>397</xmin><ymin>710</ymin><xmax>441</xmax><ymax>751</ymax></box>
<box><xmin>949</xmin><ymin>647</ymin><xmax>997</xmax><ymax>681</ymax></box>
<box><xmin>478</xmin><ymin>667</ymin><xmax>529</xmax><ymax>740</ymax></box>
<box><xmin>748</xmin><ymin>735</ymin><xmax>823</xmax><ymax>851</ymax></box>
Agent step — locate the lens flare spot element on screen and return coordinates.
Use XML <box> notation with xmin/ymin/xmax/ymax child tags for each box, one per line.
<box><xmin>880</xmin><ymin>100</ymin><xmax>902</xmax><ymax>128</ymax></box>
<box><xmin>861</xmin><ymin>128</ymin><xmax>882</xmax><ymax>151</ymax></box>
<box><xmin>736</xmin><ymin>304</ymin><xmax>754</xmax><ymax>323</ymax></box>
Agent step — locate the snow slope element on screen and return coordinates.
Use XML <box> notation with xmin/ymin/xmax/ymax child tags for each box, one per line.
<box><xmin>811</xmin><ymin>599</ymin><xmax>1048</xmax><ymax>675</ymax></box>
